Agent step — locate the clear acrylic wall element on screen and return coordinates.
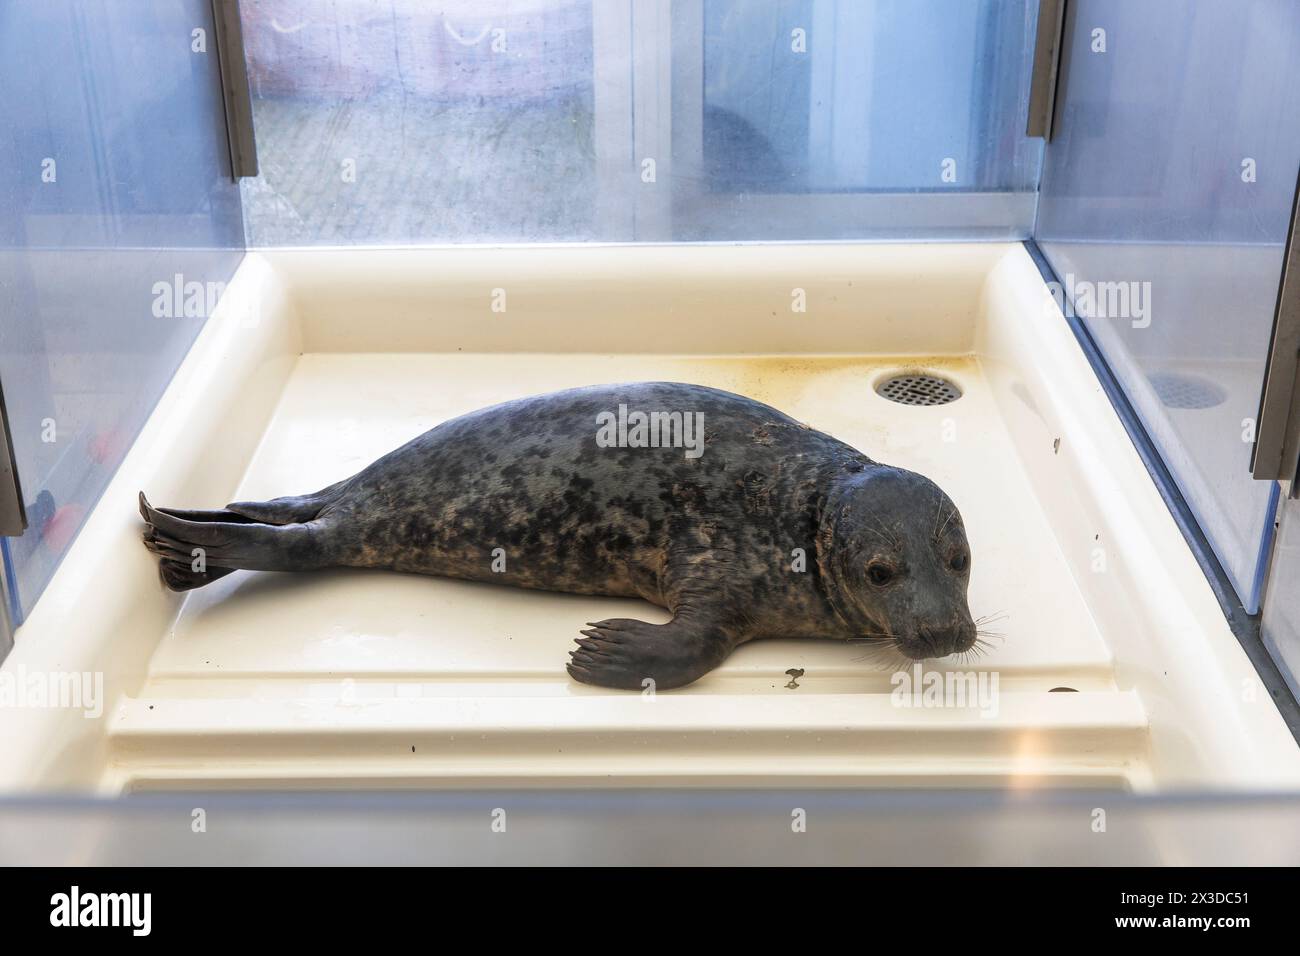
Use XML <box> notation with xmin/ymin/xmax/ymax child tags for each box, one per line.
<box><xmin>1264</xmin><ymin>497</ymin><xmax>1300</xmax><ymax>698</ymax></box>
<box><xmin>0</xmin><ymin>1</ymin><xmax>244</xmax><ymax>622</ymax></box>
<box><xmin>1035</xmin><ymin>0</ymin><xmax>1300</xmax><ymax>613</ymax></box>
<box><xmin>237</xmin><ymin>0</ymin><xmax>1044</xmax><ymax>245</ymax></box>
<box><xmin>3</xmin><ymin>0</ymin><xmax>1298</xmax><ymax>651</ymax></box>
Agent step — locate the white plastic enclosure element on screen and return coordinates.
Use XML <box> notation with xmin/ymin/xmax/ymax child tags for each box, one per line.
<box><xmin>1</xmin><ymin>243</ymin><xmax>1297</xmax><ymax>794</ymax></box>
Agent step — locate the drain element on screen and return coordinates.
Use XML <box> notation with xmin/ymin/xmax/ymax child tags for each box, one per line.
<box><xmin>876</xmin><ymin>373</ymin><xmax>961</xmax><ymax>407</ymax></box>
<box><xmin>1148</xmin><ymin>372</ymin><xmax>1225</xmax><ymax>410</ymax></box>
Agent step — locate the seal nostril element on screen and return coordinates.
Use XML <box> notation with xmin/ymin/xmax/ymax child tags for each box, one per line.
<box><xmin>914</xmin><ymin>625</ymin><xmax>969</xmax><ymax>657</ymax></box>
<box><xmin>916</xmin><ymin>628</ymin><xmax>955</xmax><ymax>657</ymax></box>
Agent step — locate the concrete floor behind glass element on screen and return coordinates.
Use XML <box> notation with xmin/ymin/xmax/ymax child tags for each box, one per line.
<box><xmin>242</xmin><ymin>93</ymin><xmax>598</xmax><ymax>245</ymax></box>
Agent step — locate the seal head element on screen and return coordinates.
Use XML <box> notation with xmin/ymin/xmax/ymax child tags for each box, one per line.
<box><xmin>818</xmin><ymin>465</ymin><xmax>976</xmax><ymax>659</ymax></box>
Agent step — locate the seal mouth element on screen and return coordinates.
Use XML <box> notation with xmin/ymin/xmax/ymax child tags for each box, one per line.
<box><xmin>896</xmin><ymin>627</ymin><xmax>979</xmax><ymax>661</ymax></box>
<box><xmin>898</xmin><ymin>641</ymin><xmax>973</xmax><ymax>661</ymax></box>
<box><xmin>848</xmin><ymin>615</ymin><xmax>980</xmax><ymax>662</ymax></box>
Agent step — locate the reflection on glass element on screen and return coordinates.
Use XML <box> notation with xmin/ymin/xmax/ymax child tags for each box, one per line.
<box><xmin>239</xmin><ymin>0</ymin><xmax>1043</xmax><ymax>243</ymax></box>
<box><xmin>0</xmin><ymin>0</ymin><xmax>243</xmax><ymax>621</ymax></box>
<box><xmin>1264</xmin><ymin>495</ymin><xmax>1300</xmax><ymax>698</ymax></box>
<box><xmin>698</xmin><ymin>0</ymin><xmax>1041</xmax><ymax>195</ymax></box>
<box><xmin>239</xmin><ymin>0</ymin><xmax>598</xmax><ymax>245</ymax></box>
<box><xmin>1036</xmin><ymin>0</ymin><xmax>1300</xmax><ymax>612</ymax></box>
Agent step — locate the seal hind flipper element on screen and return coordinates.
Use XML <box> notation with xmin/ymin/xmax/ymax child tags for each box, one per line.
<box><xmin>139</xmin><ymin>492</ymin><xmax>325</xmax><ymax>581</ymax></box>
<box><xmin>145</xmin><ymin>505</ymin><xmax>262</xmax><ymax>525</ymax></box>
<box><xmin>157</xmin><ymin>559</ymin><xmax>237</xmax><ymax>592</ymax></box>
<box><xmin>567</xmin><ymin>614</ymin><xmax>738</xmax><ymax>691</ymax></box>
<box><xmin>225</xmin><ymin>479</ymin><xmax>348</xmax><ymax>525</ymax></box>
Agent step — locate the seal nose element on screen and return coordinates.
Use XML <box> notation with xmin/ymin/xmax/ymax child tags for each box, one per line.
<box><xmin>916</xmin><ymin>621</ymin><xmax>977</xmax><ymax>658</ymax></box>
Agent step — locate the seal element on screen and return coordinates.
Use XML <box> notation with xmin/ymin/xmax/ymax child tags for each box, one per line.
<box><xmin>140</xmin><ymin>382</ymin><xmax>978</xmax><ymax>690</ymax></box>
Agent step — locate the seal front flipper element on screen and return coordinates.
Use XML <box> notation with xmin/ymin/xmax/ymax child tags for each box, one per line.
<box><xmin>566</xmin><ymin>611</ymin><xmax>739</xmax><ymax>691</ymax></box>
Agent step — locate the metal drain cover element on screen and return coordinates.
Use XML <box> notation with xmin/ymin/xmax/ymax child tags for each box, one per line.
<box><xmin>876</xmin><ymin>373</ymin><xmax>961</xmax><ymax>406</ymax></box>
<box><xmin>1148</xmin><ymin>372</ymin><xmax>1225</xmax><ymax>410</ymax></box>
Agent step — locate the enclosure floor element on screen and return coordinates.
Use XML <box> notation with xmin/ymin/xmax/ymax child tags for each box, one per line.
<box><xmin>108</xmin><ymin>354</ymin><xmax>1147</xmax><ymax>791</ymax></box>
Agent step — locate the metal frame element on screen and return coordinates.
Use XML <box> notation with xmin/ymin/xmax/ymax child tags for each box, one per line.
<box><xmin>1026</xmin><ymin>0</ymin><xmax>1067</xmax><ymax>140</ymax></box>
<box><xmin>210</xmin><ymin>0</ymin><xmax>258</xmax><ymax>180</ymax></box>
<box><xmin>1251</xmin><ymin>163</ymin><xmax>1300</xmax><ymax>494</ymax></box>
<box><xmin>0</xmin><ymin>549</ymin><xmax>15</xmax><ymax>659</ymax></box>
<box><xmin>0</xmin><ymin>376</ymin><xmax>23</xmax><ymax>658</ymax></box>
<box><xmin>0</xmin><ymin>380</ymin><xmax>23</xmax><ymax>540</ymax></box>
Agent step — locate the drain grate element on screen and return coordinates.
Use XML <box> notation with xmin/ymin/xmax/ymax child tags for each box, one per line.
<box><xmin>876</xmin><ymin>373</ymin><xmax>961</xmax><ymax>407</ymax></box>
<box><xmin>1148</xmin><ymin>372</ymin><xmax>1226</xmax><ymax>410</ymax></box>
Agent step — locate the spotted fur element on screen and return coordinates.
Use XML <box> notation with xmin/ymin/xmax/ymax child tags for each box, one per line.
<box><xmin>140</xmin><ymin>382</ymin><xmax>975</xmax><ymax>689</ymax></box>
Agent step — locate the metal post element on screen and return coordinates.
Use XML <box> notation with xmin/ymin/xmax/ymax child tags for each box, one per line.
<box><xmin>1251</xmin><ymin>163</ymin><xmax>1300</xmax><ymax>494</ymax></box>
<box><xmin>210</xmin><ymin>0</ymin><xmax>258</xmax><ymax>179</ymax></box>
<box><xmin>0</xmin><ymin>377</ymin><xmax>25</xmax><ymax>539</ymax></box>
<box><xmin>1026</xmin><ymin>0</ymin><xmax>1067</xmax><ymax>140</ymax></box>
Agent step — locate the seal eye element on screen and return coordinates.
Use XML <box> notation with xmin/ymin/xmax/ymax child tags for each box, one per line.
<box><xmin>866</xmin><ymin>563</ymin><xmax>895</xmax><ymax>587</ymax></box>
<box><xmin>949</xmin><ymin>552</ymin><xmax>969</xmax><ymax>573</ymax></box>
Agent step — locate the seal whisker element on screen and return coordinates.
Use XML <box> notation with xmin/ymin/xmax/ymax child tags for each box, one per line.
<box><xmin>846</xmin><ymin>629</ymin><xmax>910</xmax><ymax>670</ymax></box>
<box><xmin>935</xmin><ymin>504</ymin><xmax>958</xmax><ymax>542</ymax></box>
<box><xmin>862</xmin><ymin>516</ymin><xmax>901</xmax><ymax>551</ymax></box>
<box><xmin>851</xmin><ymin>643</ymin><xmax>910</xmax><ymax>670</ymax></box>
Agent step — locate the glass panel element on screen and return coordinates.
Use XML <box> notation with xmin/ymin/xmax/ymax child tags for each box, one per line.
<box><xmin>3</xmin><ymin>790</ymin><xmax>1300</xmax><ymax>865</ymax></box>
<box><xmin>238</xmin><ymin>0</ymin><xmax>1043</xmax><ymax>244</ymax></box>
<box><xmin>1263</xmin><ymin>495</ymin><xmax>1300</xmax><ymax>699</ymax></box>
<box><xmin>0</xmin><ymin>0</ymin><xmax>244</xmax><ymax>621</ymax></box>
<box><xmin>1035</xmin><ymin>0</ymin><xmax>1300</xmax><ymax>612</ymax></box>
<box><xmin>670</xmin><ymin>0</ymin><xmax>1044</xmax><ymax>240</ymax></box>
<box><xmin>238</xmin><ymin>0</ymin><xmax>603</xmax><ymax>245</ymax></box>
